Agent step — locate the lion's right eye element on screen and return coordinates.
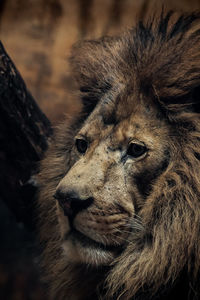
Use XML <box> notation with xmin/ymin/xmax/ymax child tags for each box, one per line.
<box><xmin>75</xmin><ymin>138</ymin><xmax>88</xmax><ymax>154</ymax></box>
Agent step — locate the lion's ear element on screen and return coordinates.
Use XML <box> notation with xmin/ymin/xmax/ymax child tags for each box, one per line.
<box><xmin>69</xmin><ymin>37</ymin><xmax>118</xmax><ymax>114</ymax></box>
<box><xmin>152</xmin><ymin>54</ymin><xmax>200</xmax><ymax>114</ymax></box>
<box><xmin>147</xmin><ymin>14</ymin><xmax>200</xmax><ymax>114</ymax></box>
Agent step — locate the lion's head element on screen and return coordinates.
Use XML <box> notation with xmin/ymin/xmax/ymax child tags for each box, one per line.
<box><xmin>38</xmin><ymin>12</ymin><xmax>200</xmax><ymax>300</ymax></box>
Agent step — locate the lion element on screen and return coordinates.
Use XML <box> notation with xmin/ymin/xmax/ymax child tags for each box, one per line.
<box><xmin>37</xmin><ymin>11</ymin><xmax>200</xmax><ymax>300</ymax></box>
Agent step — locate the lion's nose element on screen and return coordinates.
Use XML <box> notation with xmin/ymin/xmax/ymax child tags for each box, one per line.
<box><xmin>54</xmin><ymin>189</ymin><xmax>93</xmax><ymax>217</ymax></box>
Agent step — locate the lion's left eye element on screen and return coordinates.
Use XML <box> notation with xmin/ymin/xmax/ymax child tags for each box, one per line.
<box><xmin>127</xmin><ymin>143</ymin><xmax>147</xmax><ymax>158</ymax></box>
<box><xmin>75</xmin><ymin>138</ymin><xmax>88</xmax><ymax>154</ymax></box>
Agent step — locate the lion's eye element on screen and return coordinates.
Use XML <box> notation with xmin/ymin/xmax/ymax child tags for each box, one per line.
<box><xmin>75</xmin><ymin>138</ymin><xmax>88</xmax><ymax>154</ymax></box>
<box><xmin>127</xmin><ymin>143</ymin><xmax>147</xmax><ymax>158</ymax></box>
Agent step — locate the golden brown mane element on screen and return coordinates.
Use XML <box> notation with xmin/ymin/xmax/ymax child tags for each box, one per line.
<box><xmin>38</xmin><ymin>12</ymin><xmax>200</xmax><ymax>300</ymax></box>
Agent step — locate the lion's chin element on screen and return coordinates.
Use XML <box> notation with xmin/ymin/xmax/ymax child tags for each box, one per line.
<box><xmin>62</xmin><ymin>230</ymin><xmax>119</xmax><ymax>266</ymax></box>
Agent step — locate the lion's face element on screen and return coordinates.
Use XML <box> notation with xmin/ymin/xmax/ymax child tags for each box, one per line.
<box><xmin>55</xmin><ymin>95</ymin><xmax>170</xmax><ymax>265</ymax></box>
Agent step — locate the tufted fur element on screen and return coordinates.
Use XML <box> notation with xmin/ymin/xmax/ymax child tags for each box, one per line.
<box><xmin>38</xmin><ymin>11</ymin><xmax>200</xmax><ymax>300</ymax></box>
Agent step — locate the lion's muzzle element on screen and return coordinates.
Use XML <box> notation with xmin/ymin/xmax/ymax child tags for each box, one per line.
<box><xmin>54</xmin><ymin>189</ymin><xmax>93</xmax><ymax>219</ymax></box>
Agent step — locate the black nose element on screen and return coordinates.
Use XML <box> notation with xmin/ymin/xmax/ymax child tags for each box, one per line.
<box><xmin>53</xmin><ymin>190</ymin><xmax>93</xmax><ymax>217</ymax></box>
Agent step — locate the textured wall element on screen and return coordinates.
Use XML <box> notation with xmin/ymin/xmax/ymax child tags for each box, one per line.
<box><xmin>0</xmin><ymin>0</ymin><xmax>200</xmax><ymax>123</ymax></box>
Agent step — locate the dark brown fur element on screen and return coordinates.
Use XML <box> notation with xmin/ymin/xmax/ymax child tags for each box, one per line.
<box><xmin>38</xmin><ymin>12</ymin><xmax>200</xmax><ymax>300</ymax></box>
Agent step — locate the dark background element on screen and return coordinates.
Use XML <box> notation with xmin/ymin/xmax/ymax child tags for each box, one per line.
<box><xmin>0</xmin><ymin>0</ymin><xmax>200</xmax><ymax>299</ymax></box>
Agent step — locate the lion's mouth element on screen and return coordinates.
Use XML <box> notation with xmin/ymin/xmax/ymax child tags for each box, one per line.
<box><xmin>65</xmin><ymin>229</ymin><xmax>124</xmax><ymax>253</ymax></box>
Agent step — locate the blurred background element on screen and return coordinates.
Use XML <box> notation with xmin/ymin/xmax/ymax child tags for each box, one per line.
<box><xmin>0</xmin><ymin>0</ymin><xmax>200</xmax><ymax>299</ymax></box>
